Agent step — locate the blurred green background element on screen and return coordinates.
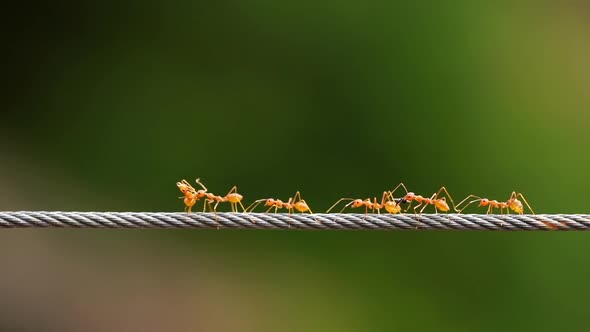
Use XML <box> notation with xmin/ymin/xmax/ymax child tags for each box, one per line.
<box><xmin>2</xmin><ymin>0</ymin><xmax>590</xmax><ymax>330</ymax></box>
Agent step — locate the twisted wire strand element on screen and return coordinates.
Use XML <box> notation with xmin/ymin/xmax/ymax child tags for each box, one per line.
<box><xmin>0</xmin><ymin>212</ymin><xmax>588</xmax><ymax>230</ymax></box>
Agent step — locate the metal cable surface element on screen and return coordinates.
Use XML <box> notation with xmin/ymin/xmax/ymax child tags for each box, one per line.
<box><xmin>0</xmin><ymin>212</ymin><xmax>588</xmax><ymax>230</ymax></box>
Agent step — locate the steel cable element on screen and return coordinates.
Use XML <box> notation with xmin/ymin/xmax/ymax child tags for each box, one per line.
<box><xmin>0</xmin><ymin>212</ymin><xmax>587</xmax><ymax>230</ymax></box>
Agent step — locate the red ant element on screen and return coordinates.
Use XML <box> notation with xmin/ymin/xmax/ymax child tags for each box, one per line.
<box><xmin>248</xmin><ymin>191</ymin><xmax>312</xmax><ymax>214</ymax></box>
<box><xmin>247</xmin><ymin>191</ymin><xmax>314</xmax><ymax>225</ymax></box>
<box><xmin>176</xmin><ymin>179</ymin><xmax>198</xmax><ymax>213</ymax></box>
<box><xmin>212</xmin><ymin>185</ymin><xmax>247</xmax><ymax>213</ymax></box>
<box><xmin>326</xmin><ymin>191</ymin><xmax>404</xmax><ymax>214</ymax></box>
<box><xmin>176</xmin><ymin>178</ymin><xmax>247</xmax><ymax>228</ymax></box>
<box><xmin>455</xmin><ymin>191</ymin><xmax>535</xmax><ymax>214</ymax></box>
<box><xmin>175</xmin><ymin>178</ymin><xmax>213</xmax><ymax>212</ymax></box>
<box><xmin>391</xmin><ymin>183</ymin><xmax>458</xmax><ymax>214</ymax></box>
<box><xmin>247</xmin><ymin>197</ymin><xmax>291</xmax><ymax>213</ymax></box>
<box><xmin>188</xmin><ymin>179</ymin><xmax>246</xmax><ymax>212</ymax></box>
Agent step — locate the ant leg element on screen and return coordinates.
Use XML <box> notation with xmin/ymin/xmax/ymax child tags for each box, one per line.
<box><xmin>412</xmin><ymin>201</ymin><xmax>424</xmax><ymax>215</ymax></box>
<box><xmin>303</xmin><ymin>203</ymin><xmax>318</xmax><ymax>223</ymax></box>
<box><xmin>326</xmin><ymin>198</ymin><xmax>354</xmax><ymax>213</ymax></box>
<box><xmin>515</xmin><ymin>192</ymin><xmax>536</xmax><ymax>214</ymax></box>
<box><xmin>209</xmin><ymin>200</ymin><xmax>220</xmax><ymax>229</ymax></box>
<box><xmin>181</xmin><ymin>179</ymin><xmax>193</xmax><ymax>189</ymax></box>
<box><xmin>418</xmin><ymin>202</ymin><xmax>428</xmax><ymax>214</ymax></box>
<box><xmin>413</xmin><ymin>202</ymin><xmax>426</xmax><ymax>229</ymax></box>
<box><xmin>287</xmin><ymin>206</ymin><xmax>294</xmax><ymax>228</ymax></box>
<box><xmin>246</xmin><ymin>199</ymin><xmax>265</xmax><ymax>213</ymax></box>
<box><xmin>389</xmin><ymin>183</ymin><xmax>409</xmax><ymax>198</ymax></box>
<box><xmin>377</xmin><ymin>197</ymin><xmax>383</xmax><ymax>214</ymax></box>
<box><xmin>455</xmin><ymin>195</ymin><xmax>481</xmax><ymax>212</ymax></box>
<box><xmin>225</xmin><ymin>186</ymin><xmax>238</xmax><ymax>195</ymax></box>
<box><xmin>419</xmin><ymin>194</ymin><xmax>437</xmax><ymax>214</ymax></box>
<box><xmin>433</xmin><ymin>187</ymin><xmax>459</xmax><ymax>212</ymax></box>
<box><xmin>456</xmin><ymin>199</ymin><xmax>483</xmax><ymax>214</ymax></box>
<box><xmin>383</xmin><ymin>191</ymin><xmax>393</xmax><ymax>205</ymax></box>
<box><xmin>292</xmin><ymin>191</ymin><xmax>302</xmax><ymax>202</ymax></box>
<box><xmin>213</xmin><ymin>199</ymin><xmax>223</xmax><ymax>212</ymax></box>
<box><xmin>195</xmin><ymin>178</ymin><xmax>208</xmax><ymax>191</ymax></box>
<box><xmin>223</xmin><ymin>186</ymin><xmax>239</xmax><ymax>207</ymax></box>
<box><xmin>237</xmin><ymin>200</ymin><xmax>247</xmax><ymax>213</ymax></box>
<box><xmin>402</xmin><ymin>200</ymin><xmax>413</xmax><ymax>213</ymax></box>
<box><xmin>243</xmin><ymin>200</ymin><xmax>260</xmax><ymax>223</ymax></box>
<box><xmin>390</xmin><ymin>183</ymin><xmax>409</xmax><ymax>206</ymax></box>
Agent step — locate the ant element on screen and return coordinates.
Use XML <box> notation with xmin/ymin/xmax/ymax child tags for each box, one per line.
<box><xmin>212</xmin><ymin>185</ymin><xmax>247</xmax><ymax>213</ymax></box>
<box><xmin>247</xmin><ymin>197</ymin><xmax>291</xmax><ymax>213</ymax></box>
<box><xmin>291</xmin><ymin>191</ymin><xmax>313</xmax><ymax>215</ymax></box>
<box><xmin>248</xmin><ymin>191</ymin><xmax>312</xmax><ymax>214</ymax></box>
<box><xmin>185</xmin><ymin>178</ymin><xmax>246</xmax><ymax>213</ymax></box>
<box><xmin>176</xmin><ymin>179</ymin><xmax>198</xmax><ymax>213</ymax></box>
<box><xmin>175</xmin><ymin>178</ymin><xmax>213</xmax><ymax>213</ymax></box>
<box><xmin>247</xmin><ymin>191</ymin><xmax>314</xmax><ymax>225</ymax></box>
<box><xmin>455</xmin><ymin>191</ymin><xmax>535</xmax><ymax>215</ymax></box>
<box><xmin>391</xmin><ymin>183</ymin><xmax>458</xmax><ymax>214</ymax></box>
<box><xmin>326</xmin><ymin>191</ymin><xmax>405</xmax><ymax>214</ymax></box>
<box><xmin>176</xmin><ymin>178</ymin><xmax>247</xmax><ymax>227</ymax></box>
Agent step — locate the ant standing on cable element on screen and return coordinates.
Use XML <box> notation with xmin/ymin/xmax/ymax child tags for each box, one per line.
<box><xmin>176</xmin><ymin>179</ymin><xmax>198</xmax><ymax>213</ymax></box>
<box><xmin>247</xmin><ymin>191</ymin><xmax>314</xmax><ymax>225</ymax></box>
<box><xmin>248</xmin><ymin>191</ymin><xmax>313</xmax><ymax>214</ymax></box>
<box><xmin>455</xmin><ymin>191</ymin><xmax>534</xmax><ymax>214</ymax></box>
<box><xmin>392</xmin><ymin>183</ymin><xmax>458</xmax><ymax>214</ymax></box>
<box><xmin>326</xmin><ymin>191</ymin><xmax>405</xmax><ymax>214</ymax></box>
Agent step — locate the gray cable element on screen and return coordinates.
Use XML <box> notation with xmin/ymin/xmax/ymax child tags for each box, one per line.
<box><xmin>0</xmin><ymin>212</ymin><xmax>587</xmax><ymax>230</ymax></box>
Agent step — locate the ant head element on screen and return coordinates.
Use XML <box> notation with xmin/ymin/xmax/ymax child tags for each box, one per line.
<box><xmin>404</xmin><ymin>192</ymin><xmax>416</xmax><ymax>201</ymax></box>
<box><xmin>479</xmin><ymin>198</ymin><xmax>489</xmax><ymax>207</ymax></box>
<box><xmin>510</xmin><ymin>199</ymin><xmax>524</xmax><ymax>214</ymax></box>
<box><xmin>264</xmin><ymin>199</ymin><xmax>276</xmax><ymax>206</ymax></box>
